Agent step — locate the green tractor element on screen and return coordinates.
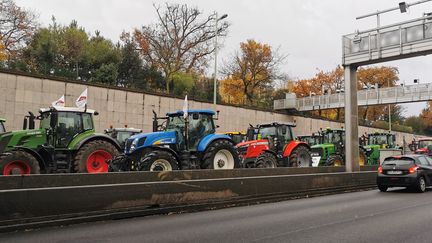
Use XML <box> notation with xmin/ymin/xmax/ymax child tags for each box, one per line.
<box><xmin>105</xmin><ymin>127</ymin><xmax>142</xmax><ymax>149</ymax></box>
<box><xmin>0</xmin><ymin>118</ymin><xmax>5</xmax><ymax>133</ymax></box>
<box><xmin>0</xmin><ymin>107</ymin><xmax>121</xmax><ymax>175</ymax></box>
<box><xmin>310</xmin><ymin>128</ymin><xmax>367</xmax><ymax>167</ymax></box>
<box><xmin>363</xmin><ymin>132</ymin><xmax>397</xmax><ymax>165</ymax></box>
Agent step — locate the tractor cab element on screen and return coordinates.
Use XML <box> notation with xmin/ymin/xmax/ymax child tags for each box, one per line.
<box><xmin>165</xmin><ymin>110</ymin><xmax>216</xmax><ymax>151</ymax></box>
<box><xmin>256</xmin><ymin>123</ymin><xmax>295</xmax><ymax>153</ymax></box>
<box><xmin>105</xmin><ymin>127</ymin><xmax>142</xmax><ymax>149</ymax></box>
<box><xmin>35</xmin><ymin>107</ymin><xmax>98</xmax><ymax>148</ymax></box>
<box><xmin>0</xmin><ymin>119</ymin><xmax>5</xmax><ymax>133</ymax></box>
<box><xmin>367</xmin><ymin>133</ymin><xmax>396</xmax><ymax>148</ymax></box>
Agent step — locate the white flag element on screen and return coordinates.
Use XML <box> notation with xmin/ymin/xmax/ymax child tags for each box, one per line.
<box><xmin>51</xmin><ymin>95</ymin><xmax>65</xmax><ymax>107</ymax></box>
<box><xmin>182</xmin><ymin>95</ymin><xmax>188</xmax><ymax>119</ymax></box>
<box><xmin>75</xmin><ymin>88</ymin><xmax>88</xmax><ymax>108</ymax></box>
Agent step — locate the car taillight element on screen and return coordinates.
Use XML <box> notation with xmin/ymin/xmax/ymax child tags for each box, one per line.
<box><xmin>378</xmin><ymin>166</ymin><xmax>383</xmax><ymax>174</ymax></box>
<box><xmin>409</xmin><ymin>166</ymin><xmax>419</xmax><ymax>174</ymax></box>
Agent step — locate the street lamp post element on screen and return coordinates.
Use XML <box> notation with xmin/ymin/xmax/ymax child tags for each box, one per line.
<box><xmin>213</xmin><ymin>13</ymin><xmax>228</xmax><ymax>106</ymax></box>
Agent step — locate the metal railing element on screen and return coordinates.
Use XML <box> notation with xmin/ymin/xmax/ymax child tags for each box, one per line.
<box><xmin>274</xmin><ymin>83</ymin><xmax>432</xmax><ymax>111</ymax></box>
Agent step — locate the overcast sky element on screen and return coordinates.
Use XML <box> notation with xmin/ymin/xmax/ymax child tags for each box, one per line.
<box><xmin>15</xmin><ymin>0</ymin><xmax>432</xmax><ymax>116</ymax></box>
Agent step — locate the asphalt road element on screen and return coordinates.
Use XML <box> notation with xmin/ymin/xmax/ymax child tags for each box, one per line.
<box><xmin>2</xmin><ymin>188</ymin><xmax>432</xmax><ymax>243</ymax></box>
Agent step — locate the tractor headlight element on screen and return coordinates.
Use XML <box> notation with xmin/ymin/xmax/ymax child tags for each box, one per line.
<box><xmin>129</xmin><ymin>138</ymin><xmax>139</xmax><ymax>153</ymax></box>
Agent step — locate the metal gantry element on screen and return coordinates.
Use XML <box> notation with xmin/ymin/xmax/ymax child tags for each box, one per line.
<box><xmin>274</xmin><ymin>83</ymin><xmax>432</xmax><ymax>111</ymax></box>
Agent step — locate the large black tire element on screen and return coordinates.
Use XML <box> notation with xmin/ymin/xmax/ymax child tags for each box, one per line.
<box><xmin>377</xmin><ymin>184</ymin><xmax>388</xmax><ymax>192</ymax></box>
<box><xmin>289</xmin><ymin>145</ymin><xmax>312</xmax><ymax>167</ymax></box>
<box><xmin>0</xmin><ymin>150</ymin><xmax>40</xmax><ymax>175</ymax></box>
<box><xmin>74</xmin><ymin>140</ymin><xmax>119</xmax><ymax>173</ymax></box>
<box><xmin>202</xmin><ymin>140</ymin><xmax>240</xmax><ymax>169</ymax></box>
<box><xmin>326</xmin><ymin>154</ymin><xmax>344</xmax><ymax>167</ymax></box>
<box><xmin>255</xmin><ymin>152</ymin><xmax>278</xmax><ymax>168</ymax></box>
<box><xmin>138</xmin><ymin>150</ymin><xmax>179</xmax><ymax>171</ymax></box>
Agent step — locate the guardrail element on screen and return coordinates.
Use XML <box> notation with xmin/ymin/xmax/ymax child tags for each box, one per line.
<box><xmin>0</xmin><ymin>167</ymin><xmax>378</xmax><ymax>232</ymax></box>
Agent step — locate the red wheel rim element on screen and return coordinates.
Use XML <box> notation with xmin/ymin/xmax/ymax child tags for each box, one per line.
<box><xmin>3</xmin><ymin>161</ymin><xmax>31</xmax><ymax>175</ymax></box>
<box><xmin>86</xmin><ymin>150</ymin><xmax>113</xmax><ymax>173</ymax></box>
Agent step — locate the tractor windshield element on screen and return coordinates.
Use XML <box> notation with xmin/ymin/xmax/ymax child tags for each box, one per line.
<box><xmin>324</xmin><ymin>132</ymin><xmax>343</xmax><ymax>144</ymax></box>
<box><xmin>0</xmin><ymin>122</ymin><xmax>5</xmax><ymax>133</ymax></box>
<box><xmin>166</xmin><ymin>116</ymin><xmax>185</xmax><ymax>131</ymax></box>
<box><xmin>258</xmin><ymin>126</ymin><xmax>277</xmax><ymax>140</ymax></box>
<box><xmin>418</xmin><ymin>140</ymin><xmax>432</xmax><ymax>149</ymax></box>
<box><xmin>368</xmin><ymin>135</ymin><xmax>393</xmax><ymax>146</ymax></box>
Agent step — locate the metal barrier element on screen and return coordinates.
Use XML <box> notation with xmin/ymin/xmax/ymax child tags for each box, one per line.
<box><xmin>0</xmin><ymin>167</ymin><xmax>377</xmax><ymax>232</ymax></box>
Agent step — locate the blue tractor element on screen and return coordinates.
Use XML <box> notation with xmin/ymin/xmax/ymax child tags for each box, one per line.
<box><xmin>109</xmin><ymin>109</ymin><xmax>240</xmax><ymax>171</ymax></box>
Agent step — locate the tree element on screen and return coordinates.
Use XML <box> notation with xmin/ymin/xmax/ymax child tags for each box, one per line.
<box><xmin>220</xmin><ymin>39</ymin><xmax>286</xmax><ymax>105</ymax></box>
<box><xmin>132</xmin><ymin>3</ymin><xmax>229</xmax><ymax>93</ymax></box>
<box><xmin>0</xmin><ymin>0</ymin><xmax>38</xmax><ymax>60</ymax></box>
<box><xmin>405</xmin><ymin>116</ymin><xmax>426</xmax><ymax>134</ymax></box>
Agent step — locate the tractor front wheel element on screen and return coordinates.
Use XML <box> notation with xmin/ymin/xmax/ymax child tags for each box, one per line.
<box><xmin>289</xmin><ymin>146</ymin><xmax>312</xmax><ymax>167</ymax></box>
<box><xmin>326</xmin><ymin>154</ymin><xmax>344</xmax><ymax>167</ymax></box>
<box><xmin>0</xmin><ymin>150</ymin><xmax>40</xmax><ymax>175</ymax></box>
<box><xmin>255</xmin><ymin>152</ymin><xmax>278</xmax><ymax>168</ymax></box>
<box><xmin>138</xmin><ymin>150</ymin><xmax>179</xmax><ymax>171</ymax></box>
<box><xmin>74</xmin><ymin>140</ymin><xmax>119</xmax><ymax>173</ymax></box>
<box><xmin>202</xmin><ymin>140</ymin><xmax>240</xmax><ymax>169</ymax></box>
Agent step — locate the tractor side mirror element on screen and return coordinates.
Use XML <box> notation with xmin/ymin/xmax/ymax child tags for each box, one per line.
<box><xmin>50</xmin><ymin>112</ymin><xmax>58</xmax><ymax>128</ymax></box>
<box><xmin>192</xmin><ymin>113</ymin><xmax>199</xmax><ymax>120</ymax></box>
<box><xmin>246</xmin><ymin>127</ymin><xmax>255</xmax><ymax>141</ymax></box>
<box><xmin>281</xmin><ymin>126</ymin><xmax>287</xmax><ymax>134</ymax></box>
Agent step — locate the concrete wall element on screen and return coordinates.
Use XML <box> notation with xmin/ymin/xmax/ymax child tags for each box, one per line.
<box><xmin>0</xmin><ymin>71</ymin><xmax>418</xmax><ymax>145</ymax></box>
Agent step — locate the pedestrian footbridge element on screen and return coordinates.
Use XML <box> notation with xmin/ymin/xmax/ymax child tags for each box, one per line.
<box><xmin>274</xmin><ymin>83</ymin><xmax>432</xmax><ymax>111</ymax></box>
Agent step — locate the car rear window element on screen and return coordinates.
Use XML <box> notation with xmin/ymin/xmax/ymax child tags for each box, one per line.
<box><xmin>382</xmin><ymin>158</ymin><xmax>415</xmax><ymax>166</ymax></box>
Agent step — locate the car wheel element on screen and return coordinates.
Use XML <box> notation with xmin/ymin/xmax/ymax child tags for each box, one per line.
<box><xmin>377</xmin><ymin>184</ymin><xmax>388</xmax><ymax>192</ymax></box>
<box><xmin>416</xmin><ymin>176</ymin><xmax>426</xmax><ymax>193</ymax></box>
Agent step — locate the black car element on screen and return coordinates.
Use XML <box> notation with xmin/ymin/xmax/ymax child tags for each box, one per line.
<box><xmin>377</xmin><ymin>154</ymin><xmax>432</xmax><ymax>193</ymax></box>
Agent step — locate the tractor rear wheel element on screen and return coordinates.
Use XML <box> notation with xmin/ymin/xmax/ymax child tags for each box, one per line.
<box><xmin>0</xmin><ymin>150</ymin><xmax>40</xmax><ymax>175</ymax></box>
<box><xmin>326</xmin><ymin>154</ymin><xmax>344</xmax><ymax>167</ymax></box>
<box><xmin>74</xmin><ymin>140</ymin><xmax>119</xmax><ymax>173</ymax></box>
<box><xmin>289</xmin><ymin>146</ymin><xmax>312</xmax><ymax>167</ymax></box>
<box><xmin>138</xmin><ymin>150</ymin><xmax>179</xmax><ymax>171</ymax></box>
<box><xmin>255</xmin><ymin>152</ymin><xmax>278</xmax><ymax>168</ymax></box>
<box><xmin>202</xmin><ymin>140</ymin><xmax>240</xmax><ymax>169</ymax></box>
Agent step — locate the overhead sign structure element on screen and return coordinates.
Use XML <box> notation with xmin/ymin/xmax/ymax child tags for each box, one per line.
<box><xmin>343</xmin><ymin>0</ymin><xmax>432</xmax><ymax>172</ymax></box>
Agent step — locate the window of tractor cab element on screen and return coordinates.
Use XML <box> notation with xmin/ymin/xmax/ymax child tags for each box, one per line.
<box><xmin>259</xmin><ymin>126</ymin><xmax>277</xmax><ymax>139</ymax></box>
<box><xmin>0</xmin><ymin>122</ymin><xmax>5</xmax><ymax>133</ymax></box>
<box><xmin>82</xmin><ymin>113</ymin><xmax>93</xmax><ymax>131</ymax></box>
<box><xmin>382</xmin><ymin>157</ymin><xmax>415</xmax><ymax>166</ymax></box>
<box><xmin>39</xmin><ymin>112</ymin><xmax>51</xmax><ymax>129</ymax></box>
<box><xmin>57</xmin><ymin>112</ymin><xmax>82</xmax><ymax>133</ymax></box>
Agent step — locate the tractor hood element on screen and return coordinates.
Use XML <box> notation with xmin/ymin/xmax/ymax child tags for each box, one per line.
<box><xmin>236</xmin><ymin>139</ymin><xmax>268</xmax><ymax>148</ymax></box>
<box><xmin>125</xmin><ymin>131</ymin><xmax>177</xmax><ymax>154</ymax></box>
<box><xmin>0</xmin><ymin>129</ymin><xmax>46</xmax><ymax>154</ymax></box>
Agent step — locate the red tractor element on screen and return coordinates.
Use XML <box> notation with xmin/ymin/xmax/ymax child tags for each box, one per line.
<box><xmin>236</xmin><ymin>122</ymin><xmax>312</xmax><ymax>168</ymax></box>
<box><xmin>410</xmin><ymin>138</ymin><xmax>432</xmax><ymax>155</ymax></box>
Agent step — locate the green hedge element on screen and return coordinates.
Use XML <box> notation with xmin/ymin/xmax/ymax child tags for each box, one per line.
<box><xmin>371</xmin><ymin>121</ymin><xmax>413</xmax><ymax>133</ymax></box>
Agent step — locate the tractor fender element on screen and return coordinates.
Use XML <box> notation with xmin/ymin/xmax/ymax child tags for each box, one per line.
<box><xmin>139</xmin><ymin>146</ymin><xmax>180</xmax><ymax>161</ymax></box>
<box><xmin>197</xmin><ymin>134</ymin><xmax>233</xmax><ymax>152</ymax></box>
<box><xmin>283</xmin><ymin>141</ymin><xmax>310</xmax><ymax>158</ymax></box>
<box><xmin>13</xmin><ymin>146</ymin><xmax>48</xmax><ymax>171</ymax></box>
<box><xmin>74</xmin><ymin>133</ymin><xmax>122</xmax><ymax>152</ymax></box>
<box><xmin>260</xmin><ymin>149</ymin><xmax>277</xmax><ymax>157</ymax></box>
